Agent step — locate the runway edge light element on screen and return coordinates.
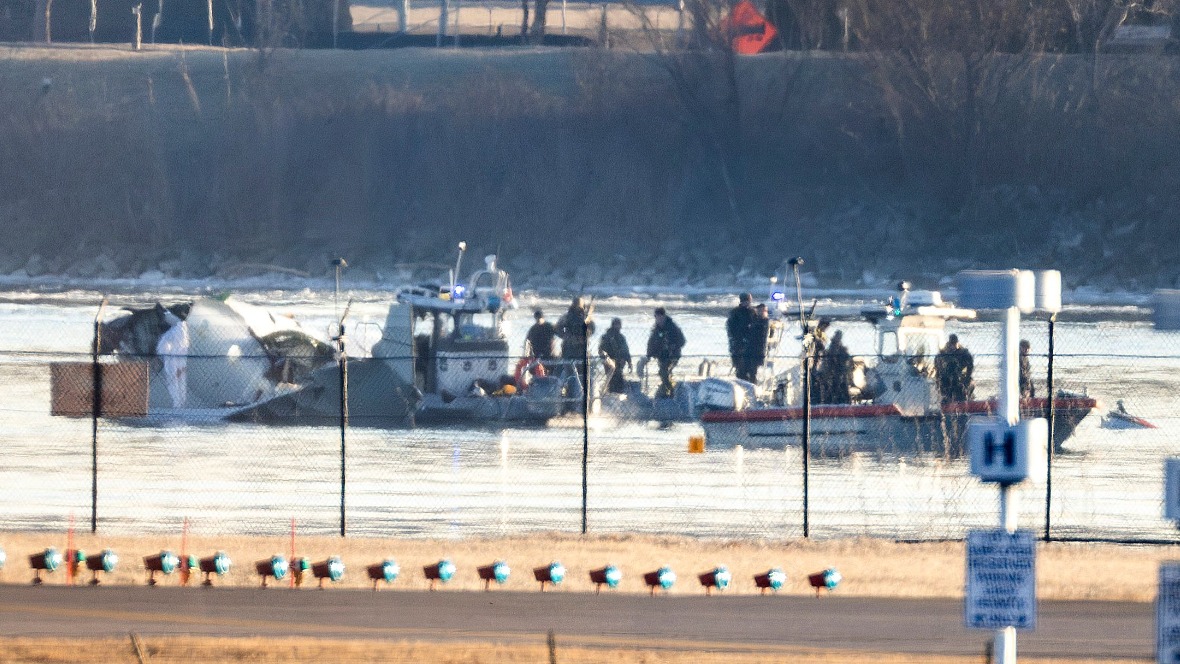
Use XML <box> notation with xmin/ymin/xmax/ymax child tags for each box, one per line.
<box><xmin>423</xmin><ymin>559</ymin><xmax>456</xmax><ymax>590</ymax></box>
<box><xmin>533</xmin><ymin>561</ymin><xmax>566</xmax><ymax>591</ymax></box>
<box><xmin>28</xmin><ymin>547</ymin><xmax>63</xmax><ymax>585</ymax></box>
<box><xmin>84</xmin><ymin>549</ymin><xmax>118</xmax><ymax>585</ymax></box>
<box><xmin>697</xmin><ymin>565</ymin><xmax>731</xmax><ymax>595</ymax></box>
<box><xmin>754</xmin><ymin>568</ymin><xmax>787</xmax><ymax>594</ymax></box>
<box><xmin>588</xmin><ymin>565</ymin><xmax>622</xmax><ymax>593</ymax></box>
<box><xmin>808</xmin><ymin>568</ymin><xmax>842</xmax><ymax>596</ymax></box>
<box><xmin>367</xmin><ymin>559</ymin><xmax>400</xmax><ymax>590</ymax></box>
<box><xmin>255</xmin><ymin>555</ymin><xmax>289</xmax><ymax>588</ymax></box>
<box><xmin>144</xmin><ymin>550</ymin><xmax>180</xmax><ymax>586</ymax></box>
<box><xmin>311</xmin><ymin>557</ymin><xmax>345</xmax><ymax>588</ymax></box>
<box><xmin>197</xmin><ymin>552</ymin><xmax>232</xmax><ymax>586</ymax></box>
<box><xmin>643</xmin><ymin>566</ymin><xmax>676</xmax><ymax>595</ymax></box>
<box><xmin>477</xmin><ymin>560</ymin><xmax>511</xmax><ymax>591</ymax></box>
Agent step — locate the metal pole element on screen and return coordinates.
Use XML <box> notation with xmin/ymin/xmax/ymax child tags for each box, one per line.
<box><xmin>996</xmin><ymin>305</ymin><xmax>1020</xmax><ymax>664</ymax></box>
<box><xmin>802</xmin><ymin>355</ymin><xmax>811</xmax><ymax>538</ymax></box>
<box><xmin>91</xmin><ymin>298</ymin><xmax>107</xmax><ymax>534</ymax></box>
<box><xmin>581</xmin><ymin>322</ymin><xmax>589</xmax><ymax>535</ymax></box>
<box><xmin>1044</xmin><ymin>314</ymin><xmax>1056</xmax><ymax>541</ymax></box>
<box><xmin>339</xmin><ymin>339</ymin><xmax>348</xmax><ymax>537</ymax></box>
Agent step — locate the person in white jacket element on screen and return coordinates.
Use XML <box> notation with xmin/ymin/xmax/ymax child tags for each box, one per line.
<box><xmin>156</xmin><ymin>310</ymin><xmax>189</xmax><ymax>408</ymax></box>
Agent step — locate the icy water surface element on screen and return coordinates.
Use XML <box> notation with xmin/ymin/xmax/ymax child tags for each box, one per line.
<box><xmin>0</xmin><ymin>288</ymin><xmax>1177</xmax><ymax>541</ymax></box>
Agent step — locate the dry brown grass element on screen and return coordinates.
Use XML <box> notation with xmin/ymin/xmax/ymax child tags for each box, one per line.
<box><xmin>0</xmin><ymin>635</ymin><xmax>1130</xmax><ymax>663</ymax></box>
<box><xmin>0</xmin><ymin>530</ymin><xmax>1171</xmax><ymax>601</ymax></box>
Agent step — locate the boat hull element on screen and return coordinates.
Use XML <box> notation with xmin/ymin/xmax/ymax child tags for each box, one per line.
<box><xmin>700</xmin><ymin>397</ymin><xmax>1097</xmax><ymax>457</ymax></box>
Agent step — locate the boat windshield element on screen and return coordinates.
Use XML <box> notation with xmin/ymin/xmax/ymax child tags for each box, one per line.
<box><xmin>453</xmin><ymin>311</ymin><xmax>502</xmax><ymax>341</ymax></box>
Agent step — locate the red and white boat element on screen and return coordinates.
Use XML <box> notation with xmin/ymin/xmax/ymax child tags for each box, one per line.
<box><xmin>700</xmin><ymin>287</ymin><xmax>1098</xmax><ymax>456</ymax></box>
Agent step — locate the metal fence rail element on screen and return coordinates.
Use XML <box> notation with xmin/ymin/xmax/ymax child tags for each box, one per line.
<box><xmin>0</xmin><ymin>296</ymin><xmax>1176</xmax><ymax>543</ymax></box>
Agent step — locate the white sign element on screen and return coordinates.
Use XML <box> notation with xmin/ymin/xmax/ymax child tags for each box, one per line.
<box><xmin>1158</xmin><ymin>563</ymin><xmax>1180</xmax><ymax>663</ymax></box>
<box><xmin>965</xmin><ymin>529</ymin><xmax>1037</xmax><ymax>630</ymax></box>
<box><xmin>1165</xmin><ymin>459</ymin><xmax>1180</xmax><ymax>523</ymax></box>
<box><xmin>968</xmin><ymin>418</ymin><xmax>1047</xmax><ymax>484</ymax></box>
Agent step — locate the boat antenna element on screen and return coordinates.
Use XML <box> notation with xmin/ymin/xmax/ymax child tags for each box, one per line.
<box><xmin>451</xmin><ymin>241</ymin><xmax>467</xmax><ymax>296</ymax></box>
<box><xmin>332</xmin><ymin>257</ymin><xmax>348</xmax><ymax>334</ymax></box>
<box><xmin>787</xmin><ymin>257</ymin><xmax>807</xmax><ymax>338</ymax></box>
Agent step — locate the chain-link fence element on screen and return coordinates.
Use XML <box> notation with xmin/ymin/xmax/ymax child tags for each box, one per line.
<box><xmin>1</xmin><ymin>292</ymin><xmax>1177</xmax><ymax>543</ymax></box>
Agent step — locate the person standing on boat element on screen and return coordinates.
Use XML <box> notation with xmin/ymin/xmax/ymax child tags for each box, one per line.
<box><xmin>935</xmin><ymin>334</ymin><xmax>975</xmax><ymax>404</ymax></box>
<box><xmin>808</xmin><ymin>318</ymin><xmax>832</xmax><ymax>403</ymax></box>
<box><xmin>598</xmin><ymin>317</ymin><xmax>632</xmax><ymax>394</ymax></box>
<box><xmin>556</xmin><ymin>296</ymin><xmax>596</xmax><ymax>385</ymax></box>
<box><xmin>750</xmin><ymin>303</ymin><xmax>770</xmax><ymax>383</ymax></box>
<box><xmin>726</xmin><ymin>292</ymin><xmax>758</xmax><ymax>382</ymax></box>
<box><xmin>647</xmin><ymin>307</ymin><xmax>686</xmax><ymax>398</ymax></box>
<box><xmin>823</xmin><ymin>329</ymin><xmax>853</xmax><ymax>404</ymax></box>
<box><xmin>1019</xmin><ymin>339</ymin><xmax>1035</xmax><ymax>399</ymax></box>
<box><xmin>525</xmin><ymin>309</ymin><xmax>557</xmax><ymax>367</ymax></box>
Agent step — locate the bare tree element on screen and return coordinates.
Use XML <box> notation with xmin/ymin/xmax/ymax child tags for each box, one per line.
<box><xmin>850</xmin><ymin>0</ymin><xmax>1086</xmax><ymax>211</ymax></box>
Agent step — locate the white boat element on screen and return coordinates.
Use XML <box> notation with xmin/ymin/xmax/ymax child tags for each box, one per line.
<box><xmin>1100</xmin><ymin>400</ymin><xmax>1157</xmax><ymax>430</ymax></box>
<box><xmin>700</xmin><ymin>285</ymin><xmax>1098</xmax><ymax>456</ymax></box>
<box><xmin>232</xmin><ymin>245</ymin><xmax>586</xmax><ymax>426</ymax></box>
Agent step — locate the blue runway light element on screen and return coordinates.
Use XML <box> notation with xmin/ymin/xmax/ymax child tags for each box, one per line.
<box><xmin>144</xmin><ymin>551</ymin><xmax>180</xmax><ymax>586</ymax></box>
<box><xmin>367</xmin><ymin>559</ymin><xmax>400</xmax><ymax>590</ymax></box>
<box><xmin>85</xmin><ymin>549</ymin><xmax>118</xmax><ymax>585</ymax></box>
<box><xmin>478</xmin><ymin>560</ymin><xmax>511</xmax><ymax>590</ymax></box>
<box><xmin>424</xmin><ymin>559</ymin><xmax>456</xmax><ymax>590</ymax></box>
<box><xmin>312</xmin><ymin>557</ymin><xmax>345</xmax><ymax>588</ymax></box>
<box><xmin>643</xmin><ymin>566</ymin><xmax>676</xmax><ymax>595</ymax></box>
<box><xmin>255</xmin><ymin>555</ymin><xmax>288</xmax><ymax>587</ymax></box>
<box><xmin>197</xmin><ymin>552</ymin><xmax>232</xmax><ymax>587</ymax></box>
<box><xmin>589</xmin><ymin>564</ymin><xmax>622</xmax><ymax>593</ymax></box>
<box><xmin>808</xmin><ymin>568</ymin><xmax>842</xmax><ymax>596</ymax></box>
<box><xmin>754</xmin><ymin>568</ymin><xmax>787</xmax><ymax>594</ymax></box>
<box><xmin>29</xmin><ymin>547</ymin><xmax>63</xmax><ymax>584</ymax></box>
<box><xmin>698</xmin><ymin>565</ymin><xmax>731</xmax><ymax>595</ymax></box>
<box><xmin>533</xmin><ymin>561</ymin><xmax>565</xmax><ymax>591</ymax></box>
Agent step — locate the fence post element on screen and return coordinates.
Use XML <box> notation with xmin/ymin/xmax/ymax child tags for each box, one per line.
<box><xmin>91</xmin><ymin>298</ymin><xmax>107</xmax><ymax>534</ymax></box>
<box><xmin>581</xmin><ymin>322</ymin><xmax>589</xmax><ymax>535</ymax></box>
<box><xmin>802</xmin><ymin>354</ymin><xmax>810</xmax><ymax>538</ymax></box>
<box><xmin>338</xmin><ymin>329</ymin><xmax>348</xmax><ymax>537</ymax></box>
<box><xmin>1043</xmin><ymin>313</ymin><xmax>1056</xmax><ymax>541</ymax></box>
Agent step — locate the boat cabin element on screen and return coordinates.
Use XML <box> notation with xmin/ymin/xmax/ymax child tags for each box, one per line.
<box><xmin>372</xmin><ymin>255</ymin><xmax>516</xmax><ymax>397</ymax></box>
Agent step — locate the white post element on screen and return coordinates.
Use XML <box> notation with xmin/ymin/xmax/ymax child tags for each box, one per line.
<box><xmin>399</xmin><ymin>0</ymin><xmax>408</xmax><ymax>32</ymax></box>
<box><xmin>995</xmin><ymin>303</ymin><xmax>1021</xmax><ymax>663</ymax></box>
<box><xmin>437</xmin><ymin>0</ymin><xmax>447</xmax><ymax>45</ymax></box>
<box><xmin>561</xmin><ymin>0</ymin><xmax>566</xmax><ymax>34</ymax></box>
<box><xmin>132</xmin><ymin>3</ymin><xmax>142</xmax><ymax>49</ymax></box>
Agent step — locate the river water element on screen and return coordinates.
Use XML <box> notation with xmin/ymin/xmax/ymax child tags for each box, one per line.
<box><xmin>0</xmin><ymin>286</ymin><xmax>1177</xmax><ymax>542</ymax></box>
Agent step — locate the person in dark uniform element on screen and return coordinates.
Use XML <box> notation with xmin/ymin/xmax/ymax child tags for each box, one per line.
<box><xmin>823</xmin><ymin>329</ymin><xmax>852</xmax><ymax>404</ymax></box>
<box><xmin>749</xmin><ymin>303</ymin><xmax>770</xmax><ymax>383</ymax></box>
<box><xmin>808</xmin><ymin>318</ymin><xmax>832</xmax><ymax>403</ymax></box>
<box><xmin>726</xmin><ymin>292</ymin><xmax>758</xmax><ymax>382</ymax></box>
<box><xmin>525</xmin><ymin>309</ymin><xmax>556</xmax><ymax>366</ymax></box>
<box><xmin>598</xmin><ymin>317</ymin><xmax>632</xmax><ymax>394</ymax></box>
<box><xmin>1019</xmin><ymin>339</ymin><xmax>1035</xmax><ymax>399</ymax></box>
<box><xmin>556</xmin><ymin>296</ymin><xmax>596</xmax><ymax>385</ymax></box>
<box><xmin>647</xmin><ymin>307</ymin><xmax>686</xmax><ymax>398</ymax></box>
<box><xmin>935</xmin><ymin>334</ymin><xmax>975</xmax><ymax>404</ymax></box>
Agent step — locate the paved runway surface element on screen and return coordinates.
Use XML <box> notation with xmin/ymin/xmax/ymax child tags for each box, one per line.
<box><xmin>0</xmin><ymin>585</ymin><xmax>1153</xmax><ymax>658</ymax></box>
